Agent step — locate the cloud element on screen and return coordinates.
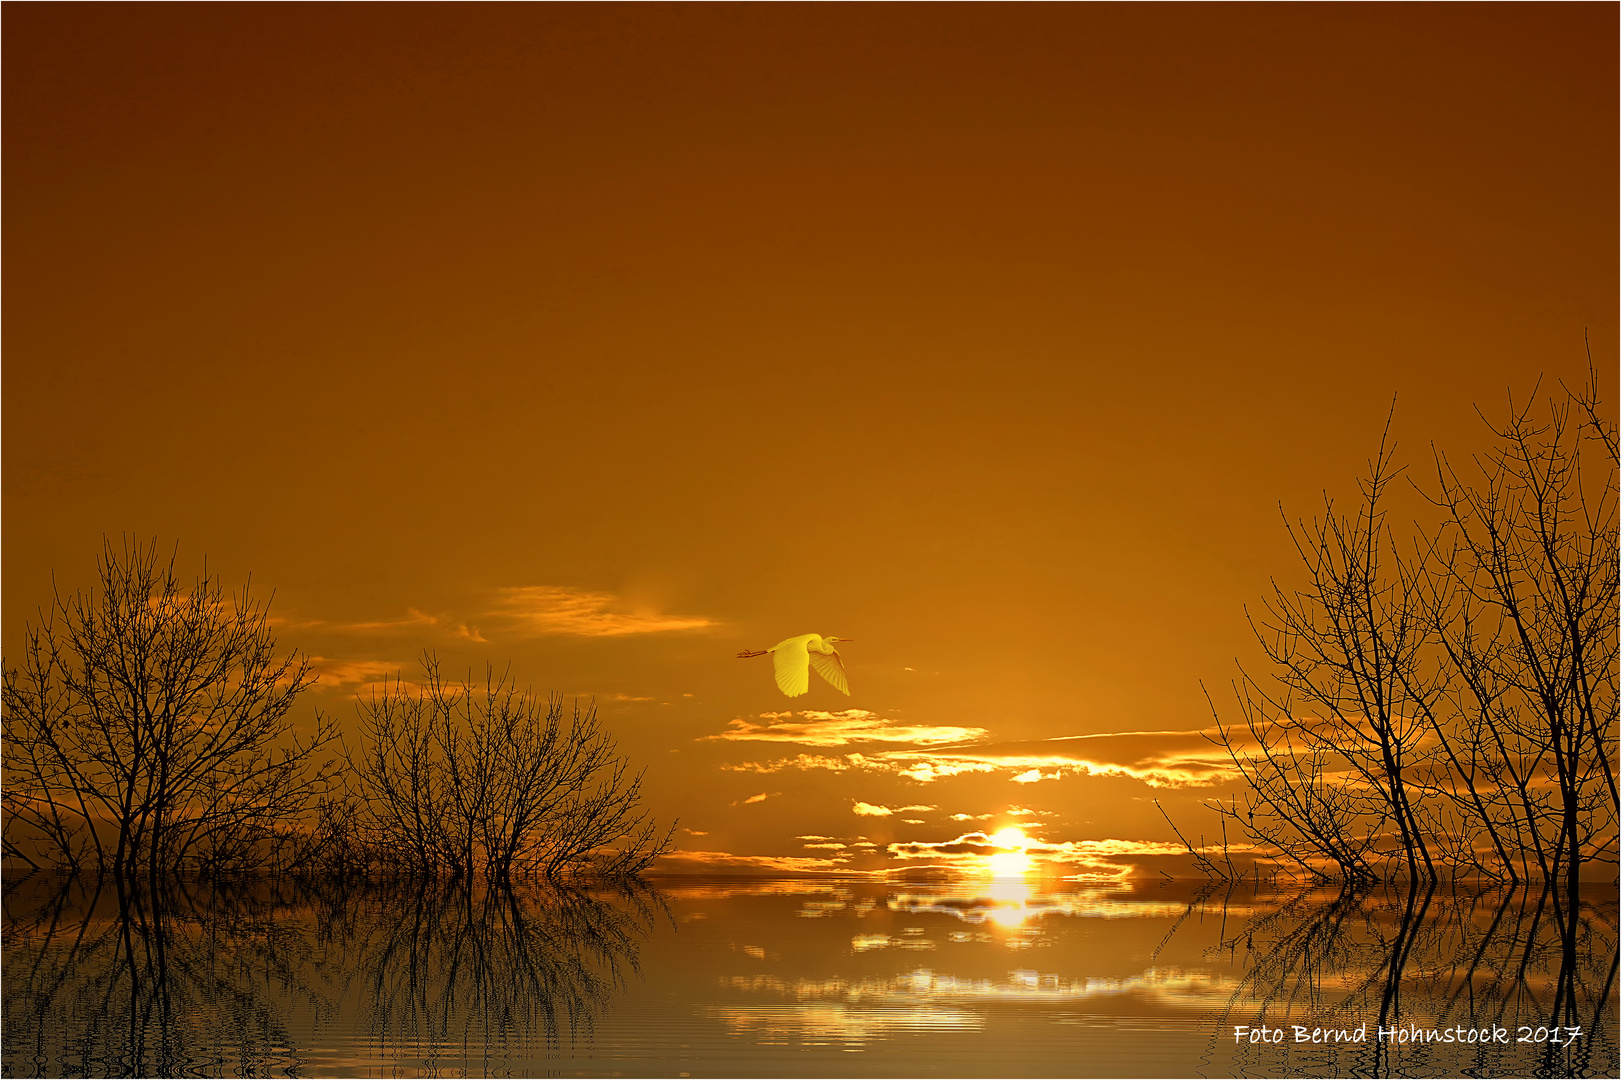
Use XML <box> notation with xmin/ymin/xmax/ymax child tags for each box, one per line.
<box><xmin>306</xmin><ymin>657</ymin><xmax>406</xmax><ymax>688</ymax></box>
<box><xmin>488</xmin><ymin>586</ymin><xmax>715</xmax><ymax>637</ymax></box>
<box><xmin>654</xmin><ymin>850</ymin><xmax>857</xmax><ymax>874</ymax></box>
<box><xmin>888</xmin><ymin>832</ymin><xmax>1023</xmax><ymax>858</ymax></box>
<box><xmin>277</xmin><ymin>608</ymin><xmax>442</xmax><ymax>635</ymax></box>
<box><xmin>940</xmin><ymin>807</ymin><xmax>1047</xmax><ymax>823</ymax></box>
<box><xmin>884</xmin><ymin>829</ymin><xmax>1257</xmax><ymax>879</ymax></box>
<box><xmin>888</xmin><ymin>760</ymin><xmax>1001</xmax><ymax>783</ymax></box>
<box><xmin>281</xmin><ymin>586</ymin><xmax>712</xmax><ymax>644</ymax></box>
<box><xmin>853</xmin><ymin>801</ymin><xmax>895</xmax><ymax>817</ymax></box>
<box><xmin>703</xmin><ymin>711</ymin><xmax>988</xmax><ymax>747</ymax></box>
<box><xmin>740</xmin><ymin>792</ymin><xmax>775</xmax><ymax>805</ymax></box>
<box><xmin>722</xmin><ymin>754</ymin><xmax>857</xmax><ymax>774</ymax></box>
<box><xmin>283</xmin><ymin>588</ymin><xmax>714</xmax><ymax>648</ymax></box>
<box><xmin>719</xmin><ymin>729</ymin><xmax>1248</xmax><ymax>787</ymax></box>
<box><xmin>718</xmin><ymin>750</ymin><xmax>1000</xmax><ymax>784</ymax></box>
<box><xmin>889</xmin><ymin>730</ymin><xmax>1246</xmax><ymax>787</ymax></box>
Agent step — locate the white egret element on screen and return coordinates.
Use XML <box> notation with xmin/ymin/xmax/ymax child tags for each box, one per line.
<box><xmin>736</xmin><ymin>634</ymin><xmax>852</xmax><ymax>697</ymax></box>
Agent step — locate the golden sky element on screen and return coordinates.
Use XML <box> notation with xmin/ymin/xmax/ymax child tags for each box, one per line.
<box><xmin>5</xmin><ymin>5</ymin><xmax>1615</xmax><ymax>876</ymax></box>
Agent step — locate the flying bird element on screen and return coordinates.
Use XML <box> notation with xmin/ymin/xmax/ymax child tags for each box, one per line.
<box><xmin>737</xmin><ymin>634</ymin><xmax>851</xmax><ymax>697</ymax></box>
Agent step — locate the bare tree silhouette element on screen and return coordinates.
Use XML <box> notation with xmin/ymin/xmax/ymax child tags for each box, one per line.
<box><xmin>2</xmin><ymin>539</ymin><xmax>342</xmax><ymax>881</ymax></box>
<box><xmin>1210</xmin><ymin>368</ymin><xmax>1618</xmax><ymax>889</ymax></box>
<box><xmin>1423</xmin><ymin>376</ymin><xmax>1619</xmax><ymax>893</ymax></box>
<box><xmin>342</xmin><ymin>654</ymin><xmax>675</xmax><ymax>882</ymax></box>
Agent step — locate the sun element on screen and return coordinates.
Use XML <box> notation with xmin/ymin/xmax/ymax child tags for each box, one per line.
<box><xmin>985</xmin><ymin>827</ymin><xmax>1033</xmax><ymax>878</ymax></box>
<box><xmin>989</xmin><ymin>827</ymin><xmax>1029</xmax><ymax>848</ymax></box>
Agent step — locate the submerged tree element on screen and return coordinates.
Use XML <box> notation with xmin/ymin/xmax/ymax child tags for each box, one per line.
<box><xmin>1214</xmin><ymin>422</ymin><xmax>1442</xmax><ymax>884</ymax></box>
<box><xmin>2</xmin><ymin>538</ymin><xmax>343</xmax><ymax>879</ymax></box>
<box><xmin>1213</xmin><ymin>366</ymin><xmax>1618</xmax><ymax>887</ymax></box>
<box><xmin>1422</xmin><ymin>373</ymin><xmax>1619</xmax><ymax>892</ymax></box>
<box><xmin>345</xmin><ymin>654</ymin><xmax>674</xmax><ymax>882</ymax></box>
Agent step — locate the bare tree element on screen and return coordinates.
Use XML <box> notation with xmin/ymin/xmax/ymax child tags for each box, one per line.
<box><xmin>1211</xmin><ymin>370</ymin><xmax>1618</xmax><ymax>891</ymax></box>
<box><xmin>1213</xmin><ymin>419</ymin><xmax>1444</xmax><ymax>883</ymax></box>
<box><xmin>1424</xmin><ymin>377</ymin><xmax>1618</xmax><ymax>894</ymax></box>
<box><xmin>346</xmin><ymin>654</ymin><xmax>674</xmax><ymax>882</ymax></box>
<box><xmin>2</xmin><ymin>539</ymin><xmax>342</xmax><ymax>880</ymax></box>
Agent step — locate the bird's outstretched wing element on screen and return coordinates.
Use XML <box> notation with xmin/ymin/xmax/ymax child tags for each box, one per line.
<box><xmin>773</xmin><ymin>640</ymin><xmax>811</xmax><ymax>697</ymax></box>
<box><xmin>809</xmin><ymin>649</ymin><xmax>850</xmax><ymax>695</ymax></box>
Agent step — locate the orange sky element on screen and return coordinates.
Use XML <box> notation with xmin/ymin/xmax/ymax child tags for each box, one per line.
<box><xmin>5</xmin><ymin>5</ymin><xmax>1615</xmax><ymax>875</ymax></box>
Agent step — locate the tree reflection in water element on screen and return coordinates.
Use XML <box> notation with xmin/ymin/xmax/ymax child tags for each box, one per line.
<box><xmin>335</xmin><ymin>876</ymin><xmax>665</xmax><ymax>1059</ymax></box>
<box><xmin>3</xmin><ymin>874</ymin><xmax>329</xmax><ymax>1077</ymax></box>
<box><xmin>1</xmin><ymin>872</ymin><xmax>664</xmax><ymax>1078</ymax></box>
<box><xmin>1209</xmin><ymin>883</ymin><xmax>1618</xmax><ymax>1078</ymax></box>
<box><xmin>2</xmin><ymin>873</ymin><xmax>1615</xmax><ymax>1077</ymax></box>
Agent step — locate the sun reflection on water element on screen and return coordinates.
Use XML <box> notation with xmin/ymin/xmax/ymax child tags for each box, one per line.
<box><xmin>702</xmin><ymin>874</ymin><xmax>1251</xmax><ymax>1054</ymax></box>
<box><xmin>710</xmin><ymin>967</ymin><xmax>1233</xmax><ymax>1056</ymax></box>
<box><xmin>984</xmin><ymin>878</ymin><xmax>1034</xmax><ymax>929</ymax></box>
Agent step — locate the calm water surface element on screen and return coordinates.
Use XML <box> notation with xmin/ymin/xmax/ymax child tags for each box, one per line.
<box><xmin>3</xmin><ymin>873</ymin><xmax>1614</xmax><ymax>1078</ymax></box>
